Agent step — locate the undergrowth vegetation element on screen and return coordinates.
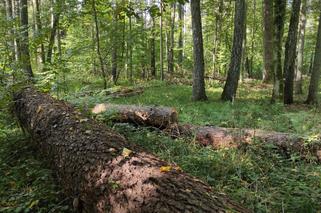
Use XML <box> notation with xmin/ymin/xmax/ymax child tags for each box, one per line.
<box><xmin>1</xmin><ymin>80</ymin><xmax>321</xmax><ymax>212</ymax></box>
<box><xmin>0</xmin><ymin>108</ymin><xmax>71</xmax><ymax>212</ymax></box>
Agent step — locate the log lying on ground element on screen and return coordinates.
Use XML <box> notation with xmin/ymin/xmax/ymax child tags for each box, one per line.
<box><xmin>107</xmin><ymin>87</ymin><xmax>144</xmax><ymax>98</ymax></box>
<box><xmin>92</xmin><ymin>104</ymin><xmax>178</xmax><ymax>129</ymax></box>
<box><xmin>90</xmin><ymin>104</ymin><xmax>321</xmax><ymax>161</ymax></box>
<box><xmin>169</xmin><ymin>124</ymin><xmax>321</xmax><ymax>161</ymax></box>
<box><xmin>13</xmin><ymin>87</ymin><xmax>249</xmax><ymax>213</ymax></box>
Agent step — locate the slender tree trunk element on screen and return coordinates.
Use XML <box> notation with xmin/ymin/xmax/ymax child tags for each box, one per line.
<box><xmin>177</xmin><ymin>3</ymin><xmax>184</xmax><ymax>70</ymax></box>
<box><xmin>309</xmin><ymin>51</ymin><xmax>314</xmax><ymax>74</ymax></box>
<box><xmin>160</xmin><ymin>0</ymin><xmax>164</xmax><ymax>81</ymax></box>
<box><xmin>150</xmin><ymin>17</ymin><xmax>156</xmax><ymax>78</ymax></box>
<box><xmin>111</xmin><ymin>14</ymin><xmax>118</xmax><ymax>84</ymax></box>
<box><xmin>295</xmin><ymin>0</ymin><xmax>307</xmax><ymax>95</ymax></box>
<box><xmin>191</xmin><ymin>0</ymin><xmax>207</xmax><ymax>101</ymax></box>
<box><xmin>249</xmin><ymin>0</ymin><xmax>257</xmax><ymax>78</ymax></box>
<box><xmin>283</xmin><ymin>0</ymin><xmax>301</xmax><ymax>104</ymax></box>
<box><xmin>271</xmin><ymin>0</ymin><xmax>286</xmax><ymax>102</ymax></box>
<box><xmin>46</xmin><ymin>0</ymin><xmax>61</xmax><ymax>64</ymax></box>
<box><xmin>221</xmin><ymin>0</ymin><xmax>246</xmax><ymax>102</ymax></box>
<box><xmin>92</xmin><ymin>0</ymin><xmax>107</xmax><ymax>89</ymax></box>
<box><xmin>129</xmin><ymin>15</ymin><xmax>133</xmax><ymax>82</ymax></box>
<box><xmin>167</xmin><ymin>3</ymin><xmax>175</xmax><ymax>75</ymax></box>
<box><xmin>12</xmin><ymin>0</ymin><xmax>21</xmax><ymax>63</ymax></box>
<box><xmin>306</xmin><ymin>12</ymin><xmax>321</xmax><ymax>104</ymax></box>
<box><xmin>34</xmin><ymin>0</ymin><xmax>45</xmax><ymax>64</ymax></box>
<box><xmin>20</xmin><ymin>0</ymin><xmax>34</xmax><ymax>79</ymax></box>
<box><xmin>5</xmin><ymin>0</ymin><xmax>15</xmax><ymax>63</ymax></box>
<box><xmin>212</xmin><ymin>0</ymin><xmax>223</xmax><ymax>78</ymax></box>
<box><xmin>262</xmin><ymin>0</ymin><xmax>274</xmax><ymax>82</ymax></box>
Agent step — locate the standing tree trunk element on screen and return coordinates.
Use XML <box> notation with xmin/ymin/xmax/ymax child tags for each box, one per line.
<box><xmin>20</xmin><ymin>0</ymin><xmax>34</xmax><ymax>79</ymax></box>
<box><xmin>13</xmin><ymin>87</ymin><xmax>250</xmax><ymax>213</ymax></box>
<box><xmin>221</xmin><ymin>0</ymin><xmax>246</xmax><ymax>102</ymax></box>
<box><xmin>46</xmin><ymin>0</ymin><xmax>61</xmax><ymax>64</ymax></box>
<box><xmin>167</xmin><ymin>3</ymin><xmax>175</xmax><ymax>75</ymax></box>
<box><xmin>177</xmin><ymin>3</ymin><xmax>184</xmax><ymax>71</ymax></box>
<box><xmin>306</xmin><ymin>12</ymin><xmax>321</xmax><ymax>104</ymax></box>
<box><xmin>13</xmin><ymin>0</ymin><xmax>21</xmax><ymax>63</ymax></box>
<box><xmin>249</xmin><ymin>0</ymin><xmax>257</xmax><ymax>78</ymax></box>
<box><xmin>34</xmin><ymin>0</ymin><xmax>45</xmax><ymax>64</ymax></box>
<box><xmin>295</xmin><ymin>0</ymin><xmax>307</xmax><ymax>95</ymax></box>
<box><xmin>111</xmin><ymin>12</ymin><xmax>118</xmax><ymax>84</ymax></box>
<box><xmin>150</xmin><ymin>17</ymin><xmax>156</xmax><ymax>78</ymax></box>
<box><xmin>262</xmin><ymin>0</ymin><xmax>274</xmax><ymax>83</ymax></box>
<box><xmin>283</xmin><ymin>0</ymin><xmax>301</xmax><ymax>104</ymax></box>
<box><xmin>160</xmin><ymin>0</ymin><xmax>164</xmax><ymax>81</ymax></box>
<box><xmin>190</xmin><ymin>0</ymin><xmax>207</xmax><ymax>101</ymax></box>
<box><xmin>5</xmin><ymin>0</ymin><xmax>16</xmax><ymax>64</ymax></box>
<box><xmin>271</xmin><ymin>0</ymin><xmax>286</xmax><ymax>102</ymax></box>
<box><xmin>128</xmin><ymin>10</ymin><xmax>133</xmax><ymax>82</ymax></box>
<box><xmin>92</xmin><ymin>0</ymin><xmax>107</xmax><ymax>89</ymax></box>
<box><xmin>212</xmin><ymin>0</ymin><xmax>223</xmax><ymax>78</ymax></box>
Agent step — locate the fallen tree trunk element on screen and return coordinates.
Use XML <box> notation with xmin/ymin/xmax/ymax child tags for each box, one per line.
<box><xmin>169</xmin><ymin>124</ymin><xmax>321</xmax><ymax>161</ymax></box>
<box><xmin>92</xmin><ymin>104</ymin><xmax>178</xmax><ymax>129</ymax></box>
<box><xmin>90</xmin><ymin>104</ymin><xmax>321</xmax><ymax>161</ymax></box>
<box><xmin>13</xmin><ymin>87</ymin><xmax>249</xmax><ymax>213</ymax></box>
<box><xmin>107</xmin><ymin>87</ymin><xmax>144</xmax><ymax>98</ymax></box>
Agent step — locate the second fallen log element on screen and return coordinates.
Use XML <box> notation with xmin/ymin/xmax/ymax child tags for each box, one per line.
<box><xmin>92</xmin><ymin>104</ymin><xmax>178</xmax><ymax>129</ymax></box>
<box><xmin>171</xmin><ymin>124</ymin><xmax>321</xmax><ymax>161</ymax></box>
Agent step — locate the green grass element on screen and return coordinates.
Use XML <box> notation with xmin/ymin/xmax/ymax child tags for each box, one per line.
<box><xmin>64</xmin><ymin>80</ymin><xmax>321</xmax><ymax>212</ymax></box>
<box><xmin>66</xmin><ymin>80</ymin><xmax>321</xmax><ymax>136</ymax></box>
<box><xmin>0</xmin><ymin>112</ymin><xmax>71</xmax><ymax>213</ymax></box>
<box><xmin>113</xmin><ymin>124</ymin><xmax>321</xmax><ymax>212</ymax></box>
<box><xmin>1</xmin><ymin>80</ymin><xmax>321</xmax><ymax>212</ymax></box>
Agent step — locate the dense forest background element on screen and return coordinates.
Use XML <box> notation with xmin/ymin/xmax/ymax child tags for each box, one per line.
<box><xmin>0</xmin><ymin>0</ymin><xmax>320</xmax><ymax>102</ymax></box>
<box><xmin>1</xmin><ymin>0</ymin><xmax>321</xmax><ymax>212</ymax></box>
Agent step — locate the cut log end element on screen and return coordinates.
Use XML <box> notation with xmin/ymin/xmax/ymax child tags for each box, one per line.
<box><xmin>92</xmin><ymin>104</ymin><xmax>178</xmax><ymax>129</ymax></box>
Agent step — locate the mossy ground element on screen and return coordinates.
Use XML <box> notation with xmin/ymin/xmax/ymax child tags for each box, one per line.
<box><xmin>1</xmin><ymin>80</ymin><xmax>321</xmax><ymax>212</ymax></box>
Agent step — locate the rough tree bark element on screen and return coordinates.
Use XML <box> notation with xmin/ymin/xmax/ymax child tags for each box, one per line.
<box><xmin>221</xmin><ymin>0</ymin><xmax>246</xmax><ymax>101</ymax></box>
<box><xmin>167</xmin><ymin>3</ymin><xmax>175</xmax><ymax>75</ymax></box>
<box><xmin>190</xmin><ymin>0</ymin><xmax>207</xmax><ymax>101</ymax></box>
<box><xmin>294</xmin><ymin>0</ymin><xmax>307</xmax><ymax>95</ymax></box>
<box><xmin>283</xmin><ymin>0</ymin><xmax>301</xmax><ymax>104</ymax></box>
<box><xmin>271</xmin><ymin>0</ymin><xmax>286</xmax><ymax>102</ymax></box>
<box><xmin>150</xmin><ymin>17</ymin><xmax>156</xmax><ymax>78</ymax></box>
<box><xmin>306</xmin><ymin>11</ymin><xmax>321</xmax><ymax>104</ymax></box>
<box><xmin>13</xmin><ymin>87</ymin><xmax>249</xmax><ymax>213</ymax></box>
<box><xmin>160</xmin><ymin>0</ymin><xmax>164</xmax><ymax>81</ymax></box>
<box><xmin>262</xmin><ymin>0</ymin><xmax>274</xmax><ymax>83</ymax></box>
<box><xmin>91</xmin><ymin>104</ymin><xmax>178</xmax><ymax>129</ymax></box>
<box><xmin>4</xmin><ymin>0</ymin><xmax>16</xmax><ymax>64</ymax></box>
<box><xmin>20</xmin><ymin>0</ymin><xmax>34</xmax><ymax>79</ymax></box>
<box><xmin>177</xmin><ymin>3</ymin><xmax>184</xmax><ymax>70</ymax></box>
<box><xmin>34</xmin><ymin>0</ymin><xmax>45</xmax><ymax>64</ymax></box>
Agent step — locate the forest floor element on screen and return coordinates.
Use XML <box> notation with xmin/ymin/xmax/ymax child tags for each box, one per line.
<box><xmin>1</xmin><ymin>80</ymin><xmax>321</xmax><ymax>212</ymax></box>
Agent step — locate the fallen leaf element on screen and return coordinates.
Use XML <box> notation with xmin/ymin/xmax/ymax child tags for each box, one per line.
<box><xmin>122</xmin><ymin>148</ymin><xmax>133</xmax><ymax>157</ymax></box>
<box><xmin>160</xmin><ymin>166</ymin><xmax>172</xmax><ymax>172</ymax></box>
<box><xmin>36</xmin><ymin>106</ymin><xmax>43</xmax><ymax>114</ymax></box>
